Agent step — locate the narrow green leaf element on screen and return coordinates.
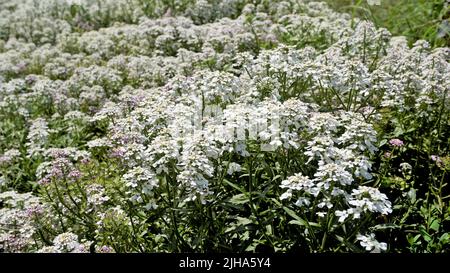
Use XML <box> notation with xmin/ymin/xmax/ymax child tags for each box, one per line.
<box><xmin>223</xmin><ymin>179</ymin><xmax>246</xmax><ymax>193</ymax></box>
<box><xmin>419</xmin><ymin>226</ymin><xmax>432</xmax><ymax>242</ymax></box>
<box><xmin>283</xmin><ymin>206</ymin><xmax>305</xmax><ymax>222</ymax></box>
<box><xmin>288</xmin><ymin>219</ymin><xmax>307</xmax><ymax>226</ymax></box>
<box><xmin>229</xmin><ymin>193</ymin><xmax>250</xmax><ymax>205</ymax></box>
<box><xmin>283</xmin><ymin>207</ymin><xmax>320</xmax><ymax>227</ymax></box>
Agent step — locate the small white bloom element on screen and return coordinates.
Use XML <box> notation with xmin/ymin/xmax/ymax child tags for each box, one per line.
<box><xmin>335</xmin><ymin>210</ymin><xmax>350</xmax><ymax>223</ymax></box>
<box><xmin>367</xmin><ymin>0</ymin><xmax>381</xmax><ymax>6</ymax></box>
<box><xmin>357</xmin><ymin>233</ymin><xmax>387</xmax><ymax>253</ymax></box>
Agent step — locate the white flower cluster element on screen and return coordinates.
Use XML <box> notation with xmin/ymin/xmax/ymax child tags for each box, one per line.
<box><xmin>0</xmin><ymin>191</ymin><xmax>41</xmax><ymax>252</ymax></box>
<box><xmin>0</xmin><ymin>148</ymin><xmax>21</xmax><ymax>165</ymax></box>
<box><xmin>356</xmin><ymin>233</ymin><xmax>387</xmax><ymax>253</ymax></box>
<box><xmin>37</xmin><ymin>232</ymin><xmax>91</xmax><ymax>253</ymax></box>
<box><xmin>0</xmin><ymin>0</ymin><xmax>448</xmax><ymax>253</ymax></box>
<box><xmin>26</xmin><ymin>118</ymin><xmax>50</xmax><ymax>156</ymax></box>
<box><xmin>335</xmin><ymin>186</ymin><xmax>392</xmax><ymax>223</ymax></box>
<box><xmin>123</xmin><ymin>166</ymin><xmax>159</xmax><ymax>208</ymax></box>
<box><xmin>86</xmin><ymin>184</ymin><xmax>110</xmax><ymax>208</ymax></box>
<box><xmin>279</xmin><ymin>109</ymin><xmax>390</xmax><ymax>224</ymax></box>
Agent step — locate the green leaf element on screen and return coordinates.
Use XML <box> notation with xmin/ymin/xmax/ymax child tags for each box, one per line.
<box><xmin>245</xmin><ymin>242</ymin><xmax>257</xmax><ymax>252</ymax></box>
<box><xmin>270</xmin><ymin>198</ymin><xmax>282</xmax><ymax>206</ymax></box>
<box><xmin>419</xmin><ymin>226</ymin><xmax>432</xmax><ymax>242</ymax></box>
<box><xmin>288</xmin><ymin>219</ymin><xmax>307</xmax><ymax>226</ymax></box>
<box><xmin>408</xmin><ymin>234</ymin><xmax>422</xmax><ymax>245</ymax></box>
<box><xmin>70</xmin><ymin>5</ymin><xmax>78</xmax><ymax>17</ymax></box>
<box><xmin>371</xmin><ymin>223</ymin><xmax>401</xmax><ymax>230</ymax></box>
<box><xmin>229</xmin><ymin>193</ymin><xmax>250</xmax><ymax>205</ymax></box>
<box><xmin>236</xmin><ymin>216</ymin><xmax>252</xmax><ymax>226</ymax></box>
<box><xmin>265</xmin><ymin>225</ymin><xmax>273</xmax><ymax>235</ymax></box>
<box><xmin>288</xmin><ymin>219</ymin><xmax>321</xmax><ymax>227</ymax></box>
<box><xmin>420</xmin><ymin>206</ymin><xmax>428</xmax><ymax>216</ymax></box>
<box><xmin>283</xmin><ymin>207</ymin><xmax>305</xmax><ymax>223</ymax></box>
<box><xmin>393</xmin><ymin>126</ymin><xmax>404</xmax><ymax>137</ymax></box>
<box><xmin>439</xmin><ymin>233</ymin><xmax>449</xmax><ymax>244</ymax></box>
<box><xmin>284</xmin><ymin>207</ymin><xmax>321</xmax><ymax>227</ymax></box>
<box><xmin>223</xmin><ymin>179</ymin><xmax>246</xmax><ymax>193</ymax></box>
<box><xmin>224</xmin><ymin>225</ymin><xmax>236</xmax><ymax>233</ymax></box>
<box><xmin>271</xmin><ymin>175</ymin><xmax>282</xmax><ymax>182</ymax></box>
<box><xmin>335</xmin><ymin>235</ymin><xmax>361</xmax><ymax>252</ymax></box>
<box><xmin>407</xmin><ymin>234</ymin><xmax>421</xmax><ymax>245</ymax></box>
<box><xmin>430</xmin><ymin>219</ymin><xmax>440</xmax><ymax>232</ymax></box>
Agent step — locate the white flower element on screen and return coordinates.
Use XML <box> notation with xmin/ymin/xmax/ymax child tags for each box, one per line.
<box><xmin>123</xmin><ymin>167</ymin><xmax>158</xmax><ymax>191</ymax></box>
<box><xmin>335</xmin><ymin>210</ymin><xmax>350</xmax><ymax>223</ymax></box>
<box><xmin>86</xmin><ymin>184</ymin><xmax>110</xmax><ymax>207</ymax></box>
<box><xmin>227</xmin><ymin>162</ymin><xmax>242</xmax><ymax>175</ymax></box>
<box><xmin>280</xmin><ymin>190</ymin><xmax>293</xmax><ymax>200</ymax></box>
<box><xmin>367</xmin><ymin>0</ymin><xmax>381</xmax><ymax>6</ymax></box>
<box><xmin>295</xmin><ymin>197</ymin><xmax>311</xmax><ymax>207</ymax></box>
<box><xmin>316</xmin><ymin>212</ymin><xmax>326</xmax><ymax>218</ymax></box>
<box><xmin>349</xmin><ymin>186</ymin><xmax>392</xmax><ymax>215</ymax></box>
<box><xmin>357</xmin><ymin>233</ymin><xmax>387</xmax><ymax>253</ymax></box>
<box><xmin>87</xmin><ymin>138</ymin><xmax>112</xmax><ymax>149</ymax></box>
<box><xmin>50</xmin><ymin>232</ymin><xmax>91</xmax><ymax>253</ymax></box>
<box><xmin>26</xmin><ymin>118</ymin><xmax>50</xmax><ymax>156</ymax></box>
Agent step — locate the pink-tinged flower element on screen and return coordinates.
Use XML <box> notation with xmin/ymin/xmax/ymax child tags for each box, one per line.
<box><xmin>389</xmin><ymin>139</ymin><xmax>404</xmax><ymax>147</ymax></box>
<box><xmin>97</xmin><ymin>245</ymin><xmax>114</xmax><ymax>253</ymax></box>
<box><xmin>0</xmin><ymin>155</ymin><xmax>11</xmax><ymax>165</ymax></box>
<box><xmin>26</xmin><ymin>205</ymin><xmax>44</xmax><ymax>218</ymax></box>
<box><xmin>52</xmin><ymin>149</ymin><xmax>68</xmax><ymax>159</ymax></box>
<box><xmin>17</xmin><ymin>62</ymin><xmax>27</xmax><ymax>71</ymax></box>
<box><xmin>50</xmin><ymin>167</ymin><xmax>64</xmax><ymax>179</ymax></box>
<box><xmin>431</xmin><ymin>155</ymin><xmax>443</xmax><ymax>167</ymax></box>
<box><xmin>111</xmin><ymin>148</ymin><xmax>125</xmax><ymax>158</ymax></box>
<box><xmin>25</xmin><ymin>75</ymin><xmax>37</xmax><ymax>85</ymax></box>
<box><xmin>383</xmin><ymin>152</ymin><xmax>392</xmax><ymax>159</ymax></box>
<box><xmin>68</xmin><ymin>170</ymin><xmax>82</xmax><ymax>180</ymax></box>
<box><xmin>38</xmin><ymin>176</ymin><xmax>51</xmax><ymax>186</ymax></box>
<box><xmin>81</xmin><ymin>158</ymin><xmax>90</xmax><ymax>165</ymax></box>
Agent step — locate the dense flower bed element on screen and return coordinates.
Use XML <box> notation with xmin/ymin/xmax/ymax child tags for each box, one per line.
<box><xmin>0</xmin><ymin>0</ymin><xmax>449</xmax><ymax>253</ymax></box>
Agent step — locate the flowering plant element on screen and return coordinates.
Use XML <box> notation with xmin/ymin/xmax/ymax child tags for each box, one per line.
<box><xmin>0</xmin><ymin>0</ymin><xmax>448</xmax><ymax>253</ymax></box>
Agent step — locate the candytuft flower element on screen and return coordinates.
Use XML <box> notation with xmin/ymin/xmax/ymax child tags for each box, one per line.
<box><xmin>367</xmin><ymin>0</ymin><xmax>381</xmax><ymax>6</ymax></box>
<box><xmin>389</xmin><ymin>138</ymin><xmax>404</xmax><ymax>147</ymax></box>
<box><xmin>357</xmin><ymin>233</ymin><xmax>387</xmax><ymax>253</ymax></box>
